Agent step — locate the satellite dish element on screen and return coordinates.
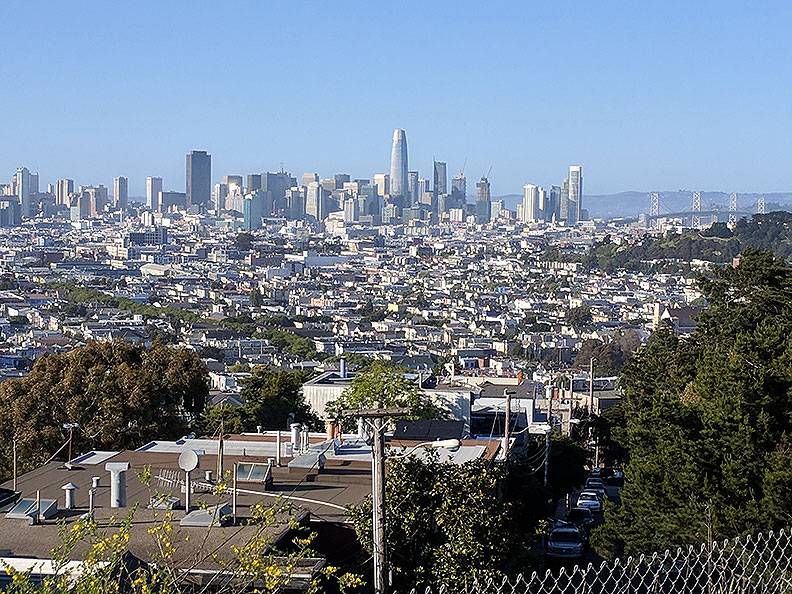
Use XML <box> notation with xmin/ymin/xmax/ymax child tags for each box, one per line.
<box><xmin>178</xmin><ymin>450</ymin><xmax>200</xmax><ymax>472</ymax></box>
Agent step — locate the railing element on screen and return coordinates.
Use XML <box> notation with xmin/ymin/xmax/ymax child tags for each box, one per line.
<box><xmin>403</xmin><ymin>528</ymin><xmax>792</xmax><ymax>594</ymax></box>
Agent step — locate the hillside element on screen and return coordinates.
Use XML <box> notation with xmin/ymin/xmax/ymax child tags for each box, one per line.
<box><xmin>579</xmin><ymin>211</ymin><xmax>792</xmax><ymax>272</ymax></box>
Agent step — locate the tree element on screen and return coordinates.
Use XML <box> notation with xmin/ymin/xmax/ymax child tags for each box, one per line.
<box><xmin>347</xmin><ymin>456</ymin><xmax>546</xmax><ymax>591</ymax></box>
<box><xmin>565</xmin><ymin>306</ymin><xmax>592</xmax><ymax>331</ymax></box>
<box><xmin>0</xmin><ymin>340</ymin><xmax>208</xmax><ymax>479</ymax></box>
<box><xmin>233</xmin><ymin>232</ymin><xmax>254</xmax><ymax>251</ymax></box>
<box><xmin>592</xmin><ymin>250</ymin><xmax>792</xmax><ymax>558</ymax></box>
<box><xmin>325</xmin><ymin>361</ymin><xmax>443</xmax><ymax>426</ymax></box>
<box><xmin>198</xmin><ymin>368</ymin><xmax>322</xmax><ymax>437</ymax></box>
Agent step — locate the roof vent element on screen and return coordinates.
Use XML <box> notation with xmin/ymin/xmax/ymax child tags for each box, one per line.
<box><xmin>61</xmin><ymin>483</ymin><xmax>78</xmax><ymax>510</ymax></box>
<box><xmin>105</xmin><ymin>461</ymin><xmax>131</xmax><ymax>508</ymax></box>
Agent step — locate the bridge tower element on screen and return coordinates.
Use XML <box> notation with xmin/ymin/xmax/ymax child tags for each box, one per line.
<box><xmin>757</xmin><ymin>196</ymin><xmax>766</xmax><ymax>215</ymax></box>
<box><xmin>648</xmin><ymin>192</ymin><xmax>660</xmax><ymax>227</ymax></box>
<box><xmin>728</xmin><ymin>192</ymin><xmax>738</xmax><ymax>225</ymax></box>
<box><xmin>692</xmin><ymin>191</ymin><xmax>702</xmax><ymax>228</ymax></box>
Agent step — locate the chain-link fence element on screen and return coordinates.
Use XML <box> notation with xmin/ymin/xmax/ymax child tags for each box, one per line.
<box><xmin>404</xmin><ymin>528</ymin><xmax>792</xmax><ymax>594</ymax></box>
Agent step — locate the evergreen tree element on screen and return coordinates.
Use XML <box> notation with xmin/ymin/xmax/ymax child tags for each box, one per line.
<box><xmin>593</xmin><ymin>250</ymin><xmax>792</xmax><ymax>557</ymax></box>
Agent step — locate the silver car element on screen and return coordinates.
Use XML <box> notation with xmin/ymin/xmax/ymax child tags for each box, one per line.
<box><xmin>546</xmin><ymin>525</ymin><xmax>586</xmax><ymax>559</ymax></box>
<box><xmin>576</xmin><ymin>490</ymin><xmax>603</xmax><ymax>513</ymax></box>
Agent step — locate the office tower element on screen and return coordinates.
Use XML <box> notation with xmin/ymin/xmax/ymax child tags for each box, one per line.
<box><xmin>334</xmin><ymin>173</ymin><xmax>350</xmax><ymax>189</ymax></box>
<box><xmin>305</xmin><ymin>181</ymin><xmax>327</xmax><ymax>222</ymax></box>
<box><xmin>407</xmin><ymin>171</ymin><xmax>419</xmax><ymax>204</ymax></box>
<box><xmin>568</xmin><ymin>165</ymin><xmax>583</xmax><ymax>221</ymax></box>
<box><xmin>0</xmin><ymin>197</ymin><xmax>21</xmax><ymax>227</ymax></box>
<box><xmin>186</xmin><ymin>150</ymin><xmax>211</xmax><ymax>208</ymax></box>
<box><xmin>491</xmin><ymin>200</ymin><xmax>504</xmax><ymax>221</ymax></box>
<box><xmin>343</xmin><ymin>197</ymin><xmax>359</xmax><ymax>223</ymax></box>
<box><xmin>475</xmin><ymin>177</ymin><xmax>491</xmax><ymax>224</ymax></box>
<box><xmin>286</xmin><ymin>187</ymin><xmax>305</xmax><ymax>220</ymax></box>
<box><xmin>29</xmin><ymin>172</ymin><xmax>39</xmax><ymax>195</ymax></box>
<box><xmin>537</xmin><ymin>187</ymin><xmax>547</xmax><ymax>220</ymax></box>
<box><xmin>547</xmin><ymin>185</ymin><xmax>561</xmax><ymax>222</ymax></box>
<box><xmin>373</xmin><ymin>173</ymin><xmax>390</xmax><ymax>197</ymax></box>
<box><xmin>56</xmin><ymin>178</ymin><xmax>74</xmax><ymax>206</ymax></box>
<box><xmin>213</xmin><ymin>183</ymin><xmax>228</xmax><ymax>211</ymax></box>
<box><xmin>451</xmin><ymin>175</ymin><xmax>466</xmax><ymax>204</ymax></box>
<box><xmin>320</xmin><ymin>178</ymin><xmax>336</xmax><ymax>193</ymax></box>
<box><xmin>82</xmin><ymin>185</ymin><xmax>109</xmax><ymax>216</ymax></box>
<box><xmin>13</xmin><ymin>167</ymin><xmax>31</xmax><ymax>218</ymax></box>
<box><xmin>247</xmin><ymin>174</ymin><xmax>262</xmax><ymax>192</ymax></box>
<box><xmin>262</xmin><ymin>171</ymin><xmax>297</xmax><ymax>214</ymax></box>
<box><xmin>146</xmin><ymin>177</ymin><xmax>162</xmax><ymax>210</ymax></box>
<box><xmin>113</xmin><ymin>176</ymin><xmax>128</xmax><ymax>210</ymax></box>
<box><xmin>70</xmin><ymin>190</ymin><xmax>91</xmax><ymax>221</ymax></box>
<box><xmin>356</xmin><ymin>183</ymin><xmax>378</xmax><ymax>216</ymax></box>
<box><xmin>243</xmin><ymin>190</ymin><xmax>265</xmax><ymax>231</ymax></box>
<box><xmin>433</xmin><ymin>161</ymin><xmax>448</xmax><ymax>197</ymax></box>
<box><xmin>389</xmin><ymin>129</ymin><xmax>408</xmax><ymax>199</ymax></box>
<box><xmin>381</xmin><ymin>202</ymin><xmax>399</xmax><ymax>225</ymax></box>
<box><xmin>223</xmin><ymin>175</ymin><xmax>243</xmax><ymax>193</ymax></box>
<box><xmin>158</xmin><ymin>191</ymin><xmax>187</xmax><ymax>212</ymax></box>
<box><xmin>559</xmin><ymin>179</ymin><xmax>571</xmax><ymax>222</ymax></box>
<box><xmin>301</xmin><ymin>172</ymin><xmax>319</xmax><ymax>188</ymax></box>
<box><xmin>521</xmin><ymin>184</ymin><xmax>540</xmax><ymax>222</ymax></box>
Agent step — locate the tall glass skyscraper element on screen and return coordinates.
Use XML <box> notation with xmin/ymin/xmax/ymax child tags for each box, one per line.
<box><xmin>389</xmin><ymin>129</ymin><xmax>408</xmax><ymax>199</ymax></box>
<box><xmin>568</xmin><ymin>164</ymin><xmax>583</xmax><ymax>221</ymax></box>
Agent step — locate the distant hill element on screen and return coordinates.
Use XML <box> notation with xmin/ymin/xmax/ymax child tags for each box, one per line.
<box><xmin>494</xmin><ymin>191</ymin><xmax>792</xmax><ymax>219</ymax></box>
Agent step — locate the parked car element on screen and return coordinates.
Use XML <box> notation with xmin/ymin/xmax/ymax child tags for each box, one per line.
<box><xmin>576</xmin><ymin>490</ymin><xmax>603</xmax><ymax>513</ymax></box>
<box><xmin>566</xmin><ymin>507</ymin><xmax>595</xmax><ymax>531</ymax></box>
<box><xmin>584</xmin><ymin>478</ymin><xmax>608</xmax><ymax>500</ymax></box>
<box><xmin>546</xmin><ymin>525</ymin><xmax>586</xmax><ymax>559</ymax></box>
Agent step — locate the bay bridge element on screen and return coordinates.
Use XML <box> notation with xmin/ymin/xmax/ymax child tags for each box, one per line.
<box><xmin>645</xmin><ymin>191</ymin><xmax>766</xmax><ymax>228</ymax></box>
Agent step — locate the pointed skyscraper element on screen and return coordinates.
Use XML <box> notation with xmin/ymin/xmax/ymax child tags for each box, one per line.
<box><xmin>389</xmin><ymin>129</ymin><xmax>408</xmax><ymax>200</ymax></box>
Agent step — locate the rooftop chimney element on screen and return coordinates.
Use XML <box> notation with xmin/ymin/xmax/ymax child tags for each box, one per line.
<box><xmin>290</xmin><ymin>423</ymin><xmax>301</xmax><ymax>452</ymax></box>
<box><xmin>105</xmin><ymin>461</ymin><xmax>131</xmax><ymax>508</ymax></box>
<box><xmin>339</xmin><ymin>357</ymin><xmax>347</xmax><ymax>379</ymax></box>
<box><xmin>61</xmin><ymin>482</ymin><xmax>78</xmax><ymax>510</ymax></box>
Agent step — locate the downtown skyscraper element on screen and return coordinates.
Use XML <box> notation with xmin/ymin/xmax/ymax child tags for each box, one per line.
<box><xmin>389</xmin><ymin>129</ymin><xmax>408</xmax><ymax>200</ymax></box>
<box><xmin>568</xmin><ymin>165</ymin><xmax>583</xmax><ymax>221</ymax></box>
<box><xmin>186</xmin><ymin>150</ymin><xmax>212</xmax><ymax>208</ymax></box>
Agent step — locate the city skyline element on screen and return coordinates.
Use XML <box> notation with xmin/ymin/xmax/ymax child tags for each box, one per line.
<box><xmin>3</xmin><ymin>2</ymin><xmax>792</xmax><ymax>195</ymax></box>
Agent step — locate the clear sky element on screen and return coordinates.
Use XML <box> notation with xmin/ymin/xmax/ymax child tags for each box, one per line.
<box><xmin>2</xmin><ymin>1</ymin><xmax>792</xmax><ymax>196</ymax></box>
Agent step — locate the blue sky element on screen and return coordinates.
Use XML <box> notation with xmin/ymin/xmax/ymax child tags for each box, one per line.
<box><xmin>2</xmin><ymin>1</ymin><xmax>791</xmax><ymax>196</ymax></box>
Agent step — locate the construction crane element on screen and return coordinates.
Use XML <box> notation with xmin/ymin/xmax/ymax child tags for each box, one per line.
<box><xmin>458</xmin><ymin>157</ymin><xmax>467</xmax><ymax>178</ymax></box>
<box><xmin>484</xmin><ymin>164</ymin><xmax>493</xmax><ymax>180</ymax></box>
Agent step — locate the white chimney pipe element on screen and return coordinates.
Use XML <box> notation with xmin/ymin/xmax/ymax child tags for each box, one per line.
<box><xmin>290</xmin><ymin>423</ymin><xmax>301</xmax><ymax>451</ymax></box>
<box><xmin>91</xmin><ymin>476</ymin><xmax>100</xmax><ymax>489</ymax></box>
<box><xmin>105</xmin><ymin>461</ymin><xmax>130</xmax><ymax>508</ymax></box>
<box><xmin>62</xmin><ymin>483</ymin><xmax>78</xmax><ymax>510</ymax></box>
<box><xmin>339</xmin><ymin>357</ymin><xmax>347</xmax><ymax>379</ymax></box>
<box><xmin>357</xmin><ymin>417</ymin><xmax>366</xmax><ymax>440</ymax></box>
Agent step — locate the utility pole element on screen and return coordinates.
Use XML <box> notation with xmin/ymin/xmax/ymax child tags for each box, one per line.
<box><xmin>544</xmin><ymin>428</ymin><xmax>551</xmax><ymax>487</ymax></box>
<box><xmin>503</xmin><ymin>389</ymin><xmax>513</xmax><ymax>457</ymax></box>
<box><xmin>345</xmin><ymin>406</ymin><xmax>409</xmax><ymax>594</ymax></box>
<box><xmin>12</xmin><ymin>438</ymin><xmax>17</xmax><ymax>491</ymax></box>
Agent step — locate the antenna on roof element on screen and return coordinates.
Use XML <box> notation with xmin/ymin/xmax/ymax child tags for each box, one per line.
<box><xmin>178</xmin><ymin>450</ymin><xmax>200</xmax><ymax>511</ymax></box>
